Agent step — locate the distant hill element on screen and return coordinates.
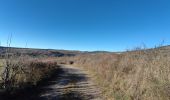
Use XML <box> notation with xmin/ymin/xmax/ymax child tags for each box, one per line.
<box><xmin>81</xmin><ymin>51</ymin><xmax>112</xmax><ymax>54</ymax></box>
<box><xmin>1</xmin><ymin>45</ymin><xmax>169</xmax><ymax>58</ymax></box>
<box><xmin>0</xmin><ymin>46</ymin><xmax>81</xmax><ymax>58</ymax></box>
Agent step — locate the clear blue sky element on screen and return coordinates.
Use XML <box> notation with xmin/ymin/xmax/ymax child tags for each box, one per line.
<box><xmin>0</xmin><ymin>0</ymin><xmax>170</xmax><ymax>51</ymax></box>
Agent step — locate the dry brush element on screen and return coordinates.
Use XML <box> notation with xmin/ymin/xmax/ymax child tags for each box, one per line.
<box><xmin>59</xmin><ymin>47</ymin><xmax>170</xmax><ymax>100</ymax></box>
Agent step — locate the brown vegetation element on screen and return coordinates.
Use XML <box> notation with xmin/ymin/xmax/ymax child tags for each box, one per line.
<box><xmin>57</xmin><ymin>47</ymin><xmax>170</xmax><ymax>100</ymax></box>
<box><xmin>1</xmin><ymin>41</ymin><xmax>170</xmax><ymax>100</ymax></box>
<box><xmin>0</xmin><ymin>39</ymin><xmax>59</xmax><ymax>93</ymax></box>
<box><xmin>0</xmin><ymin>57</ymin><xmax>58</xmax><ymax>92</ymax></box>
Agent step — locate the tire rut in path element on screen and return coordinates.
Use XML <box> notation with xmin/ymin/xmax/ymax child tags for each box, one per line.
<box><xmin>38</xmin><ymin>65</ymin><xmax>102</xmax><ymax>100</ymax></box>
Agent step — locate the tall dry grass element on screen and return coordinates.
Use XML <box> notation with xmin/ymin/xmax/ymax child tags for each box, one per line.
<box><xmin>0</xmin><ymin>56</ymin><xmax>58</xmax><ymax>92</ymax></box>
<box><xmin>0</xmin><ymin>36</ymin><xmax>59</xmax><ymax>92</ymax></box>
<box><xmin>63</xmin><ymin>47</ymin><xmax>170</xmax><ymax>100</ymax></box>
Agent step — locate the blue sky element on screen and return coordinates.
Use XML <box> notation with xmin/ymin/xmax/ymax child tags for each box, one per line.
<box><xmin>0</xmin><ymin>0</ymin><xmax>170</xmax><ymax>51</ymax></box>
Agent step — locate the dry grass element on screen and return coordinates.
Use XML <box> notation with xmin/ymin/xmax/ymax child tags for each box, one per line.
<box><xmin>0</xmin><ymin>57</ymin><xmax>58</xmax><ymax>91</ymax></box>
<box><xmin>59</xmin><ymin>47</ymin><xmax>170</xmax><ymax>100</ymax></box>
<box><xmin>0</xmin><ymin>59</ymin><xmax>4</xmax><ymax>81</ymax></box>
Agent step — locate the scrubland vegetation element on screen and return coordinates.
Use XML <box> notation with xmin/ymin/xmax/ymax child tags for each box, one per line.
<box><xmin>57</xmin><ymin>46</ymin><xmax>170</xmax><ymax>100</ymax></box>
<box><xmin>0</xmin><ymin>49</ymin><xmax>58</xmax><ymax>96</ymax></box>
<box><xmin>1</xmin><ymin>44</ymin><xmax>170</xmax><ymax>100</ymax></box>
<box><xmin>0</xmin><ymin>45</ymin><xmax>78</xmax><ymax>95</ymax></box>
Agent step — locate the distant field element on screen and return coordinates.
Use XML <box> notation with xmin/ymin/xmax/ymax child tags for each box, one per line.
<box><xmin>0</xmin><ymin>46</ymin><xmax>80</xmax><ymax>58</ymax></box>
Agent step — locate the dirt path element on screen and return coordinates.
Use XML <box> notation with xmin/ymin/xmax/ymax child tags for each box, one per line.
<box><xmin>36</xmin><ymin>65</ymin><xmax>102</xmax><ymax>100</ymax></box>
<box><xmin>0</xmin><ymin>65</ymin><xmax>102</xmax><ymax>100</ymax></box>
